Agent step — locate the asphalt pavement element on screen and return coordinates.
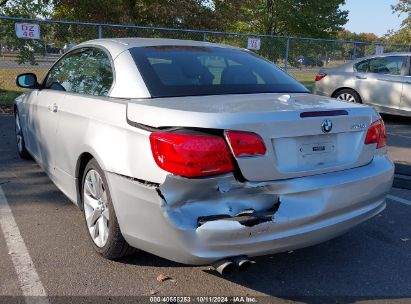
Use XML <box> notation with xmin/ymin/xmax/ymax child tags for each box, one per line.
<box><xmin>0</xmin><ymin>114</ymin><xmax>410</xmax><ymax>304</ymax></box>
<box><xmin>384</xmin><ymin>114</ymin><xmax>411</xmax><ymax>167</ymax></box>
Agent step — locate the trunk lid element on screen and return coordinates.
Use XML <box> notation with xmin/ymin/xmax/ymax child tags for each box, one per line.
<box><xmin>127</xmin><ymin>93</ymin><xmax>379</xmax><ymax>181</ymax></box>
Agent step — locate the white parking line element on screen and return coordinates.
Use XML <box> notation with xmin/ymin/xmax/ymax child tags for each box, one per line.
<box><xmin>0</xmin><ymin>187</ymin><xmax>49</xmax><ymax>304</ymax></box>
<box><xmin>387</xmin><ymin>194</ymin><xmax>411</xmax><ymax>206</ymax></box>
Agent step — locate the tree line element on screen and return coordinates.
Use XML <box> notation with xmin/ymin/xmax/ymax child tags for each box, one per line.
<box><xmin>2</xmin><ymin>0</ymin><xmax>406</xmax><ymax>39</ymax></box>
<box><xmin>0</xmin><ymin>0</ymin><xmax>409</xmax><ymax>65</ymax></box>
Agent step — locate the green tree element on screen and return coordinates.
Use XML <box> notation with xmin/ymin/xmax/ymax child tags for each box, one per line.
<box><xmin>391</xmin><ymin>0</ymin><xmax>411</xmax><ymax>30</ymax></box>
<box><xmin>229</xmin><ymin>0</ymin><xmax>348</xmax><ymax>38</ymax></box>
<box><xmin>52</xmin><ymin>0</ymin><xmax>218</xmax><ymax>29</ymax></box>
<box><xmin>0</xmin><ymin>0</ymin><xmax>52</xmax><ymax>64</ymax></box>
<box><xmin>384</xmin><ymin>28</ymin><xmax>410</xmax><ymax>50</ymax></box>
<box><xmin>51</xmin><ymin>0</ymin><xmax>349</xmax><ymax>37</ymax></box>
<box><xmin>50</xmin><ymin>0</ymin><xmax>222</xmax><ymax>42</ymax></box>
<box><xmin>213</xmin><ymin>0</ymin><xmax>349</xmax><ymax>64</ymax></box>
<box><xmin>386</xmin><ymin>0</ymin><xmax>411</xmax><ymax>47</ymax></box>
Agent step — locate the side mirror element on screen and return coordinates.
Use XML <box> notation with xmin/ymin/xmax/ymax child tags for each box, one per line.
<box><xmin>16</xmin><ymin>73</ymin><xmax>39</xmax><ymax>89</ymax></box>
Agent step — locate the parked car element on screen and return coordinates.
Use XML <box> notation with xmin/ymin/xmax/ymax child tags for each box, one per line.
<box><xmin>312</xmin><ymin>53</ymin><xmax>411</xmax><ymax>117</ymax></box>
<box><xmin>45</xmin><ymin>44</ymin><xmax>62</xmax><ymax>54</ymax></box>
<box><xmin>298</xmin><ymin>56</ymin><xmax>324</xmax><ymax>67</ymax></box>
<box><xmin>14</xmin><ymin>38</ymin><xmax>393</xmax><ymax>274</ymax></box>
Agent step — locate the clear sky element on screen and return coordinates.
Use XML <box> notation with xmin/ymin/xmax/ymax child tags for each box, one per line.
<box><xmin>341</xmin><ymin>0</ymin><xmax>403</xmax><ymax>36</ymax></box>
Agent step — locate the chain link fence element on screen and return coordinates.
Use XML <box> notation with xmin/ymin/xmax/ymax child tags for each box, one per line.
<box><xmin>1</xmin><ymin>15</ymin><xmax>410</xmax><ymax>105</ymax></box>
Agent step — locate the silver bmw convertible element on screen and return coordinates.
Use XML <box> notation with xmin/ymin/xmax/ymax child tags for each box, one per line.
<box><xmin>14</xmin><ymin>38</ymin><xmax>394</xmax><ymax>273</ymax></box>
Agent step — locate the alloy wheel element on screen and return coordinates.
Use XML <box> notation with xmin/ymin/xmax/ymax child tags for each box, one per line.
<box><xmin>83</xmin><ymin>169</ymin><xmax>110</xmax><ymax>248</ymax></box>
<box><xmin>337</xmin><ymin>93</ymin><xmax>356</xmax><ymax>103</ymax></box>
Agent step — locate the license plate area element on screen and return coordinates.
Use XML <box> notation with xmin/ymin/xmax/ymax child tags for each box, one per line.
<box><xmin>297</xmin><ymin>135</ymin><xmax>337</xmax><ymax>167</ymax></box>
<box><xmin>300</xmin><ymin>141</ymin><xmax>335</xmax><ymax>155</ymax></box>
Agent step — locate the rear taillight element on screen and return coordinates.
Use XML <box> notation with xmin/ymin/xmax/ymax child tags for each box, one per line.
<box><xmin>364</xmin><ymin>120</ymin><xmax>386</xmax><ymax>149</ymax></box>
<box><xmin>225</xmin><ymin>130</ymin><xmax>266</xmax><ymax>157</ymax></box>
<box><xmin>315</xmin><ymin>73</ymin><xmax>327</xmax><ymax>81</ymax></box>
<box><xmin>149</xmin><ymin>132</ymin><xmax>234</xmax><ymax>177</ymax></box>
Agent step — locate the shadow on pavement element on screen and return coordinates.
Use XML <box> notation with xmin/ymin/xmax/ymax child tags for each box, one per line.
<box><xmin>381</xmin><ymin>114</ymin><xmax>411</xmax><ymax>125</ymax></box>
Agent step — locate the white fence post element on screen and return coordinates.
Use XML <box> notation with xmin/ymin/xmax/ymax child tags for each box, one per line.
<box><xmin>284</xmin><ymin>37</ymin><xmax>290</xmax><ymax>72</ymax></box>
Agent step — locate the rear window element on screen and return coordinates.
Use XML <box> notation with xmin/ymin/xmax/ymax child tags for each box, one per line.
<box><xmin>129</xmin><ymin>46</ymin><xmax>308</xmax><ymax>98</ymax></box>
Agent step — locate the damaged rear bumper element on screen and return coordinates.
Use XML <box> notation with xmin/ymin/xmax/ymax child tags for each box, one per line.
<box><xmin>106</xmin><ymin>155</ymin><xmax>394</xmax><ymax>265</ymax></box>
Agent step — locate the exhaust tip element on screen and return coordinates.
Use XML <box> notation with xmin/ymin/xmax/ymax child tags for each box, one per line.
<box><xmin>233</xmin><ymin>256</ymin><xmax>254</xmax><ymax>272</ymax></box>
<box><xmin>212</xmin><ymin>259</ymin><xmax>235</xmax><ymax>276</ymax></box>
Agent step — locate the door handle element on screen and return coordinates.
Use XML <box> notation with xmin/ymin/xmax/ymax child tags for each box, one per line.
<box><xmin>355</xmin><ymin>75</ymin><xmax>367</xmax><ymax>80</ymax></box>
<box><xmin>48</xmin><ymin>103</ymin><xmax>58</xmax><ymax>113</ymax></box>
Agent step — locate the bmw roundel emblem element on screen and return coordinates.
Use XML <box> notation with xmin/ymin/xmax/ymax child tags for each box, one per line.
<box><xmin>321</xmin><ymin>119</ymin><xmax>333</xmax><ymax>133</ymax></box>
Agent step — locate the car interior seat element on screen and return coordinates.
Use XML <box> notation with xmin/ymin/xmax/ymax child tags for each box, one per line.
<box><xmin>221</xmin><ymin>65</ymin><xmax>258</xmax><ymax>85</ymax></box>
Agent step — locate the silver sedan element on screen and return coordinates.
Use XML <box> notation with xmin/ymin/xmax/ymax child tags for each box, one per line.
<box><xmin>312</xmin><ymin>53</ymin><xmax>411</xmax><ymax>117</ymax></box>
<box><xmin>14</xmin><ymin>38</ymin><xmax>393</xmax><ymax>274</ymax></box>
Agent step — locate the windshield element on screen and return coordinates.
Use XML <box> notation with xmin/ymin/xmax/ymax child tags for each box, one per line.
<box><xmin>129</xmin><ymin>46</ymin><xmax>308</xmax><ymax>98</ymax></box>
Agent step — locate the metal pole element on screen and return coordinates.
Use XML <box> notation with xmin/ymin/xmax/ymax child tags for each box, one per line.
<box><xmin>98</xmin><ymin>25</ymin><xmax>103</xmax><ymax>38</ymax></box>
<box><xmin>203</xmin><ymin>32</ymin><xmax>207</xmax><ymax>42</ymax></box>
<box><xmin>284</xmin><ymin>37</ymin><xmax>290</xmax><ymax>72</ymax></box>
<box><xmin>353</xmin><ymin>42</ymin><xmax>356</xmax><ymax>59</ymax></box>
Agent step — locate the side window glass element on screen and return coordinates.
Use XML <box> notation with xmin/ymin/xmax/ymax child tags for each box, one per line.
<box><xmin>45</xmin><ymin>48</ymin><xmax>113</xmax><ymax>96</ymax></box>
<box><xmin>355</xmin><ymin>60</ymin><xmax>369</xmax><ymax>73</ymax></box>
<box><xmin>74</xmin><ymin>48</ymin><xmax>113</xmax><ymax>96</ymax></box>
<box><xmin>368</xmin><ymin>56</ymin><xmax>405</xmax><ymax>75</ymax></box>
<box><xmin>45</xmin><ymin>49</ymin><xmax>90</xmax><ymax>92</ymax></box>
<box><xmin>95</xmin><ymin>49</ymin><xmax>114</xmax><ymax>95</ymax></box>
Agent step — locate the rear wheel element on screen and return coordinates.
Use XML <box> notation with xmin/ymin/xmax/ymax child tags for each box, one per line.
<box><xmin>335</xmin><ymin>89</ymin><xmax>362</xmax><ymax>104</ymax></box>
<box><xmin>82</xmin><ymin>159</ymin><xmax>136</xmax><ymax>259</ymax></box>
<box><xmin>15</xmin><ymin>110</ymin><xmax>31</xmax><ymax>160</ymax></box>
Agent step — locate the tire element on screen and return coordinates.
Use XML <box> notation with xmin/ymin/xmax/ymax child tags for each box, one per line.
<box><xmin>335</xmin><ymin>89</ymin><xmax>362</xmax><ymax>104</ymax></box>
<box><xmin>82</xmin><ymin>159</ymin><xmax>136</xmax><ymax>259</ymax></box>
<box><xmin>15</xmin><ymin>110</ymin><xmax>31</xmax><ymax>160</ymax></box>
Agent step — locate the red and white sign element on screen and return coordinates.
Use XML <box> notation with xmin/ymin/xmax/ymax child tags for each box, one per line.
<box><xmin>15</xmin><ymin>23</ymin><xmax>40</xmax><ymax>40</ymax></box>
<box><xmin>247</xmin><ymin>38</ymin><xmax>261</xmax><ymax>50</ymax></box>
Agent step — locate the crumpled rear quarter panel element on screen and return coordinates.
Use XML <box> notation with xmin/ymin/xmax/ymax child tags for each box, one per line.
<box><xmin>105</xmin><ymin>155</ymin><xmax>393</xmax><ymax>265</ymax></box>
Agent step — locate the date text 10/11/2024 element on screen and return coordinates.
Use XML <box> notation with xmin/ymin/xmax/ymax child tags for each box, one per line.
<box><xmin>149</xmin><ymin>296</ymin><xmax>258</xmax><ymax>303</ymax></box>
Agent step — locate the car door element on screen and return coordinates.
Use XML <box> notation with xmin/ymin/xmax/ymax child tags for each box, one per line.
<box><xmin>28</xmin><ymin>89</ymin><xmax>65</xmax><ymax>172</ymax></box>
<box><xmin>351</xmin><ymin>59</ymin><xmax>370</xmax><ymax>98</ymax></box>
<box><xmin>22</xmin><ymin>91</ymin><xmax>41</xmax><ymax>157</ymax></box>
<box><xmin>399</xmin><ymin>56</ymin><xmax>411</xmax><ymax>114</ymax></box>
<box><xmin>27</xmin><ymin>69</ymin><xmax>69</xmax><ymax>173</ymax></box>
<box><xmin>358</xmin><ymin>56</ymin><xmax>406</xmax><ymax>110</ymax></box>
<box><xmin>32</xmin><ymin>48</ymin><xmax>92</xmax><ymax>175</ymax></box>
<box><xmin>51</xmin><ymin>47</ymin><xmax>114</xmax><ymax>200</ymax></box>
